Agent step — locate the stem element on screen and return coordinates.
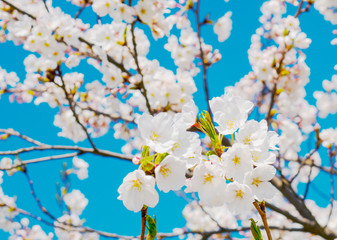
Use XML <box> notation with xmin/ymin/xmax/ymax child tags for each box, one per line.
<box><xmin>265</xmin><ymin>83</ymin><xmax>277</xmax><ymax>127</ymax></box>
<box><xmin>253</xmin><ymin>201</ymin><xmax>272</xmax><ymax>240</ymax></box>
<box><xmin>56</xmin><ymin>66</ymin><xmax>97</xmax><ymax>150</ymax></box>
<box><xmin>1</xmin><ymin>0</ymin><xmax>36</xmax><ymax>19</ymax></box>
<box><xmin>129</xmin><ymin>21</ymin><xmax>153</xmax><ymax>115</ymax></box>
<box><xmin>194</xmin><ymin>0</ymin><xmax>211</xmax><ymax>114</ymax></box>
<box><xmin>140</xmin><ymin>206</ymin><xmax>148</xmax><ymax>240</ymax></box>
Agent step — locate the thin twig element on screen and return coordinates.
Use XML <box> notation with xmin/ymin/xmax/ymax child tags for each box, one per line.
<box><xmin>302</xmin><ymin>164</ymin><xmax>313</xmax><ymax>200</ymax></box>
<box><xmin>294</xmin><ymin>0</ymin><xmax>314</xmax><ymax>18</ymax></box>
<box><xmin>129</xmin><ymin>21</ymin><xmax>153</xmax><ymax>115</ymax></box>
<box><xmin>253</xmin><ymin>201</ymin><xmax>272</xmax><ymax>240</ymax></box>
<box><xmin>42</xmin><ymin>0</ymin><xmax>49</xmax><ymax>12</ymax></box>
<box><xmin>23</xmin><ymin>169</ymin><xmax>59</xmax><ymax>222</ymax></box>
<box><xmin>194</xmin><ymin>0</ymin><xmax>211</xmax><ymax>114</ymax></box>
<box><xmin>56</xmin><ymin>66</ymin><xmax>97</xmax><ymax>150</ymax></box>
<box><xmin>0</xmin><ymin>144</ymin><xmax>132</xmax><ymax>160</ymax></box>
<box><xmin>140</xmin><ymin>206</ymin><xmax>148</xmax><ymax>240</ymax></box>
<box><xmin>74</xmin><ymin>3</ymin><xmax>87</xmax><ymax>19</ymax></box>
<box><xmin>0</xmin><ymin>0</ymin><xmax>36</xmax><ymax>19</ymax></box>
<box><xmin>0</xmin><ymin>128</ymin><xmax>45</xmax><ymax>146</ymax></box>
<box><xmin>327</xmin><ymin>147</ymin><xmax>335</xmax><ymax>225</ymax></box>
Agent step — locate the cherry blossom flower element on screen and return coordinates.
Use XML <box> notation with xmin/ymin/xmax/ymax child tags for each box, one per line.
<box><xmin>155</xmin><ymin>156</ymin><xmax>186</xmax><ymax>193</ymax></box>
<box><xmin>226</xmin><ymin>182</ymin><xmax>254</xmax><ymax>214</ymax></box>
<box><xmin>117</xmin><ymin>170</ymin><xmax>159</xmax><ymax>212</ymax></box>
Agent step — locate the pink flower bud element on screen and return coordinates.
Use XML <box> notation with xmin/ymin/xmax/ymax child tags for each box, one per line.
<box><xmin>132</xmin><ymin>156</ymin><xmax>141</xmax><ymax>165</ymax></box>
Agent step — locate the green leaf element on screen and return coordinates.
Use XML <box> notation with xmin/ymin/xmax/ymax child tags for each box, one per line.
<box><xmin>141</xmin><ymin>146</ymin><xmax>150</xmax><ymax>158</ymax></box>
<box><xmin>250</xmin><ymin>218</ymin><xmax>263</xmax><ymax>240</ymax></box>
<box><xmin>140</xmin><ymin>157</ymin><xmax>156</xmax><ymax>173</ymax></box>
<box><xmin>206</xmin><ymin>150</ymin><xmax>216</xmax><ymax>156</ymax></box>
<box><xmin>197</xmin><ymin>111</ymin><xmax>223</xmax><ymax>156</ymax></box>
<box><xmin>154</xmin><ymin>153</ymin><xmax>169</xmax><ymax>165</ymax></box>
<box><xmin>146</xmin><ymin>215</ymin><xmax>157</xmax><ymax>240</ymax></box>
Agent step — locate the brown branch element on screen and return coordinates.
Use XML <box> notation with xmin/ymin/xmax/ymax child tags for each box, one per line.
<box><xmin>302</xmin><ymin>165</ymin><xmax>314</xmax><ymax>200</ymax></box>
<box><xmin>129</xmin><ymin>21</ymin><xmax>153</xmax><ymax>115</ymax></box>
<box><xmin>0</xmin><ymin>144</ymin><xmax>132</xmax><ymax>171</ymax></box>
<box><xmin>0</xmin><ymin>128</ymin><xmax>45</xmax><ymax>146</ymax></box>
<box><xmin>194</xmin><ymin>0</ymin><xmax>211</xmax><ymax>114</ymax></box>
<box><xmin>0</xmin><ymin>203</ymin><xmax>138</xmax><ymax>239</ymax></box>
<box><xmin>294</xmin><ymin>0</ymin><xmax>314</xmax><ymax>18</ymax></box>
<box><xmin>327</xmin><ymin>147</ymin><xmax>335</xmax><ymax>225</ymax></box>
<box><xmin>253</xmin><ymin>201</ymin><xmax>272</xmax><ymax>240</ymax></box>
<box><xmin>80</xmin><ymin>106</ymin><xmax>134</xmax><ymax>123</ymax></box>
<box><xmin>78</xmin><ymin>37</ymin><xmax>132</xmax><ymax>76</ymax></box>
<box><xmin>0</xmin><ymin>152</ymin><xmax>82</xmax><ymax>171</ymax></box>
<box><xmin>196</xmin><ymin>201</ymin><xmax>223</xmax><ymax>230</ymax></box>
<box><xmin>42</xmin><ymin>0</ymin><xmax>49</xmax><ymax>13</ymax></box>
<box><xmin>74</xmin><ymin>3</ymin><xmax>87</xmax><ymax>19</ymax></box>
<box><xmin>23</xmin><ymin>168</ymin><xmax>59</xmax><ymax>222</ymax></box>
<box><xmin>0</xmin><ymin>0</ymin><xmax>36</xmax><ymax>19</ymax></box>
<box><xmin>0</xmin><ymin>202</ymin><xmax>306</xmax><ymax>240</ymax></box>
<box><xmin>289</xmin><ymin>143</ymin><xmax>321</xmax><ymax>183</ymax></box>
<box><xmin>265</xmin><ymin>83</ymin><xmax>277</xmax><ymax>127</ymax></box>
<box><xmin>265</xmin><ymin>202</ymin><xmax>311</xmax><ymax>227</ymax></box>
<box><xmin>157</xmin><ymin>225</ymin><xmax>306</xmax><ymax>240</ymax></box>
<box><xmin>271</xmin><ymin>176</ymin><xmax>336</xmax><ymax>239</ymax></box>
<box><xmin>0</xmin><ymin>144</ymin><xmax>131</xmax><ymax>160</ymax></box>
<box><xmin>140</xmin><ymin>206</ymin><xmax>148</xmax><ymax>240</ymax></box>
<box><xmin>56</xmin><ymin>66</ymin><xmax>97</xmax><ymax>150</ymax></box>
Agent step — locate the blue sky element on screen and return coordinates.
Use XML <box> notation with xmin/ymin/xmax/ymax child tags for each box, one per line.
<box><xmin>0</xmin><ymin>0</ymin><xmax>337</xmax><ymax>238</ymax></box>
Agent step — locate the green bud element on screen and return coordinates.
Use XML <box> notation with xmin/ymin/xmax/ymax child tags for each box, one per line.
<box><xmin>154</xmin><ymin>153</ymin><xmax>169</xmax><ymax>165</ymax></box>
<box><xmin>146</xmin><ymin>215</ymin><xmax>157</xmax><ymax>240</ymax></box>
<box><xmin>140</xmin><ymin>156</ymin><xmax>156</xmax><ymax>173</ymax></box>
<box><xmin>206</xmin><ymin>150</ymin><xmax>216</xmax><ymax>156</ymax></box>
<box><xmin>250</xmin><ymin>218</ymin><xmax>263</xmax><ymax>240</ymax></box>
<box><xmin>198</xmin><ymin>111</ymin><xmax>223</xmax><ymax>157</ymax></box>
<box><xmin>141</xmin><ymin>146</ymin><xmax>150</xmax><ymax>158</ymax></box>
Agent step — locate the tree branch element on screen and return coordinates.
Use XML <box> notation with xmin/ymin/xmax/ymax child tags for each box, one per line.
<box><xmin>194</xmin><ymin>0</ymin><xmax>211</xmax><ymax>114</ymax></box>
<box><xmin>253</xmin><ymin>201</ymin><xmax>272</xmax><ymax>240</ymax></box>
<box><xmin>56</xmin><ymin>66</ymin><xmax>97</xmax><ymax>150</ymax></box>
<box><xmin>0</xmin><ymin>128</ymin><xmax>45</xmax><ymax>146</ymax></box>
<box><xmin>129</xmin><ymin>21</ymin><xmax>153</xmax><ymax>115</ymax></box>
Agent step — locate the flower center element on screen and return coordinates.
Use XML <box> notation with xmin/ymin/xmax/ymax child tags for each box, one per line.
<box><xmin>251</xmin><ymin>177</ymin><xmax>262</xmax><ymax>187</ymax></box>
<box><xmin>171</xmin><ymin>142</ymin><xmax>180</xmax><ymax>151</ymax></box>
<box><xmin>150</xmin><ymin>130</ymin><xmax>159</xmax><ymax>141</ymax></box>
<box><xmin>203</xmin><ymin>174</ymin><xmax>214</xmax><ymax>184</ymax></box>
<box><xmin>132</xmin><ymin>179</ymin><xmax>142</xmax><ymax>191</ymax></box>
<box><xmin>232</xmin><ymin>155</ymin><xmax>240</xmax><ymax>166</ymax></box>
<box><xmin>226</xmin><ymin>120</ymin><xmax>235</xmax><ymax>129</ymax></box>
<box><xmin>159</xmin><ymin>165</ymin><xmax>171</xmax><ymax>178</ymax></box>
<box><xmin>252</xmin><ymin>151</ymin><xmax>260</xmax><ymax>162</ymax></box>
<box><xmin>235</xmin><ymin>189</ymin><xmax>244</xmax><ymax>199</ymax></box>
<box><xmin>243</xmin><ymin>134</ymin><xmax>252</xmax><ymax>145</ymax></box>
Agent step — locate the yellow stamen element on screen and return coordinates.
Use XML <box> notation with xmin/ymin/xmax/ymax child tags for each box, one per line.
<box><xmin>132</xmin><ymin>179</ymin><xmax>142</xmax><ymax>191</ymax></box>
<box><xmin>243</xmin><ymin>134</ymin><xmax>252</xmax><ymax>145</ymax></box>
<box><xmin>171</xmin><ymin>142</ymin><xmax>180</xmax><ymax>151</ymax></box>
<box><xmin>140</xmin><ymin>8</ymin><xmax>146</xmax><ymax>15</ymax></box>
<box><xmin>232</xmin><ymin>155</ymin><xmax>240</xmax><ymax>166</ymax></box>
<box><xmin>252</xmin><ymin>152</ymin><xmax>260</xmax><ymax>162</ymax></box>
<box><xmin>150</xmin><ymin>130</ymin><xmax>159</xmax><ymax>141</ymax></box>
<box><xmin>226</xmin><ymin>120</ymin><xmax>235</xmax><ymax>129</ymax></box>
<box><xmin>235</xmin><ymin>189</ymin><xmax>244</xmax><ymax>199</ymax></box>
<box><xmin>159</xmin><ymin>165</ymin><xmax>171</xmax><ymax>178</ymax></box>
<box><xmin>251</xmin><ymin>177</ymin><xmax>262</xmax><ymax>187</ymax></box>
<box><xmin>203</xmin><ymin>174</ymin><xmax>213</xmax><ymax>184</ymax></box>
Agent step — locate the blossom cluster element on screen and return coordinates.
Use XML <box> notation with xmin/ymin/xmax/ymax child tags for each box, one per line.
<box><xmin>118</xmin><ymin>95</ymin><xmax>278</xmax><ymax>214</ymax></box>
